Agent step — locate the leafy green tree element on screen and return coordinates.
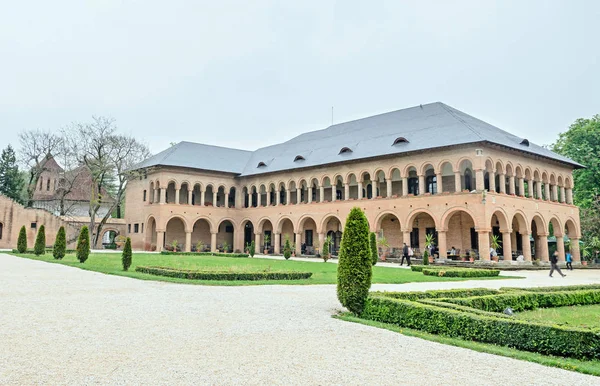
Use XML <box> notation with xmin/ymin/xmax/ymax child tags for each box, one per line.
<box><xmin>552</xmin><ymin>115</ymin><xmax>600</xmax><ymax>208</ymax></box>
<box><xmin>53</xmin><ymin>226</ymin><xmax>66</xmax><ymax>259</ymax></box>
<box><xmin>337</xmin><ymin>207</ymin><xmax>372</xmax><ymax>315</ymax></box>
<box><xmin>76</xmin><ymin>226</ymin><xmax>90</xmax><ymax>263</ymax></box>
<box><xmin>0</xmin><ymin>145</ymin><xmax>24</xmax><ymax>204</ymax></box>
<box><xmin>283</xmin><ymin>237</ymin><xmax>292</xmax><ymax>260</ymax></box>
<box><xmin>34</xmin><ymin>225</ymin><xmax>46</xmax><ymax>255</ymax></box>
<box><xmin>17</xmin><ymin>225</ymin><xmax>27</xmax><ymax>253</ymax></box>
<box><xmin>322</xmin><ymin>235</ymin><xmax>331</xmax><ymax>262</ymax></box>
<box><xmin>122</xmin><ymin>237</ymin><xmax>132</xmax><ymax>271</ymax></box>
<box><xmin>370</xmin><ymin>232</ymin><xmax>378</xmax><ymax>265</ymax></box>
<box><xmin>249</xmin><ymin>240</ymin><xmax>255</xmax><ymax>257</ymax></box>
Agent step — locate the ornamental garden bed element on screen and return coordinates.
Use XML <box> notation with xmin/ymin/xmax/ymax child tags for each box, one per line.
<box><xmin>359</xmin><ymin>285</ymin><xmax>600</xmax><ymax>360</ymax></box>
<box><xmin>410</xmin><ymin>265</ymin><xmax>500</xmax><ymax>277</ymax></box>
<box><xmin>135</xmin><ymin>265</ymin><xmax>312</xmax><ymax>281</ymax></box>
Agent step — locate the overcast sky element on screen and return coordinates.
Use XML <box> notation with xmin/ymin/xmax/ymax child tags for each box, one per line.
<box><xmin>1</xmin><ymin>0</ymin><xmax>598</xmax><ymax>157</ymax></box>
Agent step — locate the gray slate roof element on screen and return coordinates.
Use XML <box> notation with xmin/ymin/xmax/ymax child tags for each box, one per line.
<box><xmin>134</xmin><ymin>102</ymin><xmax>582</xmax><ymax>176</ymax></box>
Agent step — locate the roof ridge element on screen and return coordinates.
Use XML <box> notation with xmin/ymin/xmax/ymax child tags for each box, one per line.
<box><xmin>438</xmin><ymin>103</ymin><xmax>484</xmax><ymax>140</ymax></box>
<box><xmin>179</xmin><ymin>141</ymin><xmax>253</xmax><ymax>153</ymax></box>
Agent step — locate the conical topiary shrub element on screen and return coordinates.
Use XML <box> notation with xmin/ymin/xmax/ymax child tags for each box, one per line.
<box><xmin>76</xmin><ymin>226</ymin><xmax>90</xmax><ymax>263</ymax></box>
<box><xmin>34</xmin><ymin>225</ymin><xmax>46</xmax><ymax>256</ymax></box>
<box><xmin>283</xmin><ymin>237</ymin><xmax>292</xmax><ymax>260</ymax></box>
<box><xmin>122</xmin><ymin>237</ymin><xmax>132</xmax><ymax>271</ymax></box>
<box><xmin>370</xmin><ymin>232</ymin><xmax>378</xmax><ymax>265</ymax></box>
<box><xmin>17</xmin><ymin>225</ymin><xmax>27</xmax><ymax>253</ymax></box>
<box><xmin>53</xmin><ymin>226</ymin><xmax>66</xmax><ymax>260</ymax></box>
<box><xmin>337</xmin><ymin>207</ymin><xmax>373</xmax><ymax>315</ymax></box>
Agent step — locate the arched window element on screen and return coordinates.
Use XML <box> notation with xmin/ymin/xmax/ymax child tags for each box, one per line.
<box><xmin>484</xmin><ymin>172</ymin><xmax>490</xmax><ymax>191</ymax></box>
<box><xmin>338</xmin><ymin>147</ymin><xmax>352</xmax><ymax>154</ymax></box>
<box><xmin>426</xmin><ymin>175</ymin><xmax>437</xmax><ymax>194</ymax></box>
<box><xmin>294</xmin><ymin>155</ymin><xmax>305</xmax><ymax>162</ymax></box>
<box><xmin>465</xmin><ymin>169</ymin><xmax>473</xmax><ymax>191</ymax></box>
<box><xmin>520</xmin><ymin>139</ymin><xmax>529</xmax><ymax>146</ymax></box>
<box><xmin>257</xmin><ymin>162</ymin><xmax>267</xmax><ymax>168</ymax></box>
<box><xmin>392</xmin><ymin>137</ymin><xmax>409</xmax><ymax>145</ymax></box>
<box><xmin>408</xmin><ymin>177</ymin><xmax>419</xmax><ymax>195</ymax></box>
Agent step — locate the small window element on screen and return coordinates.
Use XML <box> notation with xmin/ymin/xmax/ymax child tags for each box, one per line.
<box><xmin>31</xmin><ymin>222</ymin><xmax>37</xmax><ymax>229</ymax></box>
<box><xmin>141</xmin><ymin>223</ymin><xmax>144</xmax><ymax>233</ymax></box>
<box><xmin>257</xmin><ymin>162</ymin><xmax>267</xmax><ymax>168</ymax></box>
<box><xmin>294</xmin><ymin>155</ymin><xmax>305</xmax><ymax>162</ymax></box>
<box><xmin>520</xmin><ymin>139</ymin><xmax>530</xmax><ymax>146</ymax></box>
<box><xmin>128</xmin><ymin>224</ymin><xmax>131</xmax><ymax>233</ymax></box>
<box><xmin>143</xmin><ymin>190</ymin><xmax>147</xmax><ymax>201</ymax></box>
<box><xmin>134</xmin><ymin>224</ymin><xmax>139</xmax><ymax>233</ymax></box>
<box><xmin>0</xmin><ymin>222</ymin><xmax>3</xmax><ymax>240</ymax></box>
<box><xmin>39</xmin><ymin>178</ymin><xmax>43</xmax><ymax>191</ymax></box>
<box><xmin>392</xmin><ymin>137</ymin><xmax>409</xmax><ymax>145</ymax></box>
<box><xmin>339</xmin><ymin>147</ymin><xmax>352</xmax><ymax>154</ymax></box>
<box><xmin>47</xmin><ymin>179</ymin><xmax>50</xmax><ymax>191</ymax></box>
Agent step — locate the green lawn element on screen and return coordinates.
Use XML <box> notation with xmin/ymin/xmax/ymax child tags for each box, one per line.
<box><xmin>11</xmin><ymin>252</ymin><xmax>518</xmax><ymax>286</ymax></box>
<box><xmin>515</xmin><ymin>304</ymin><xmax>600</xmax><ymax>330</ymax></box>
<box><xmin>335</xmin><ymin>313</ymin><xmax>600</xmax><ymax>377</ymax></box>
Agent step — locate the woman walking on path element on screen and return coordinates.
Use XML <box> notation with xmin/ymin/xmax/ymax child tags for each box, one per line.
<box><xmin>549</xmin><ymin>251</ymin><xmax>566</xmax><ymax>277</ymax></box>
<box><xmin>566</xmin><ymin>251</ymin><xmax>573</xmax><ymax>270</ymax></box>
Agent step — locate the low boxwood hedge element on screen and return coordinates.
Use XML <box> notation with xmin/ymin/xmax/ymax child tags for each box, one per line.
<box><xmin>135</xmin><ymin>266</ymin><xmax>312</xmax><ymax>281</ymax></box>
<box><xmin>159</xmin><ymin>251</ymin><xmax>249</xmax><ymax>258</ymax></box>
<box><xmin>362</xmin><ymin>295</ymin><xmax>600</xmax><ymax>359</ymax></box>
<box><xmin>371</xmin><ymin>288</ymin><xmax>501</xmax><ymax>301</ymax></box>
<box><xmin>421</xmin><ymin>268</ymin><xmax>500</xmax><ymax>277</ymax></box>
<box><xmin>501</xmin><ymin>284</ymin><xmax>600</xmax><ymax>293</ymax></box>
<box><xmin>12</xmin><ymin>248</ymin><xmax>76</xmax><ymax>254</ymax></box>
<box><xmin>445</xmin><ymin>289</ymin><xmax>600</xmax><ymax>312</ymax></box>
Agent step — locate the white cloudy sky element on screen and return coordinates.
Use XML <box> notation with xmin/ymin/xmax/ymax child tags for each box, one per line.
<box><xmin>0</xmin><ymin>0</ymin><xmax>598</xmax><ymax>156</ymax></box>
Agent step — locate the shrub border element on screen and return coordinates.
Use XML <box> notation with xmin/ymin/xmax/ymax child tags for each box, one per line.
<box><xmin>135</xmin><ymin>266</ymin><xmax>312</xmax><ymax>281</ymax></box>
<box><xmin>159</xmin><ymin>251</ymin><xmax>249</xmax><ymax>258</ymax></box>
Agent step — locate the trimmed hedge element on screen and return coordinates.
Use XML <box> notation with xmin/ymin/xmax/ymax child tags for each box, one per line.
<box><xmin>422</xmin><ymin>268</ymin><xmax>500</xmax><ymax>278</ymax></box>
<box><xmin>371</xmin><ymin>288</ymin><xmax>501</xmax><ymax>301</ymax></box>
<box><xmin>160</xmin><ymin>251</ymin><xmax>249</xmax><ymax>258</ymax></box>
<box><xmin>362</xmin><ymin>295</ymin><xmax>600</xmax><ymax>359</ymax></box>
<box><xmin>53</xmin><ymin>226</ymin><xmax>66</xmax><ymax>260</ymax></box>
<box><xmin>76</xmin><ymin>226</ymin><xmax>90</xmax><ymax>263</ymax></box>
<box><xmin>17</xmin><ymin>226</ymin><xmax>27</xmax><ymax>253</ymax></box>
<box><xmin>135</xmin><ymin>266</ymin><xmax>312</xmax><ymax>281</ymax></box>
<box><xmin>34</xmin><ymin>225</ymin><xmax>46</xmax><ymax>256</ymax></box>
<box><xmin>445</xmin><ymin>289</ymin><xmax>600</xmax><ymax>312</ymax></box>
<box><xmin>502</xmin><ymin>284</ymin><xmax>600</xmax><ymax>293</ymax></box>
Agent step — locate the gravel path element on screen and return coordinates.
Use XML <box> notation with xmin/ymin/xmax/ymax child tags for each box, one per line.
<box><xmin>0</xmin><ymin>253</ymin><xmax>598</xmax><ymax>385</ymax></box>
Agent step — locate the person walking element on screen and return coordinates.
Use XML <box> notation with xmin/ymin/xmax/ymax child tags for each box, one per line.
<box><xmin>407</xmin><ymin>245</ymin><xmax>413</xmax><ymax>266</ymax></box>
<box><xmin>566</xmin><ymin>251</ymin><xmax>573</xmax><ymax>271</ymax></box>
<box><xmin>401</xmin><ymin>243</ymin><xmax>409</xmax><ymax>266</ymax></box>
<box><xmin>549</xmin><ymin>251</ymin><xmax>566</xmax><ymax>277</ymax></box>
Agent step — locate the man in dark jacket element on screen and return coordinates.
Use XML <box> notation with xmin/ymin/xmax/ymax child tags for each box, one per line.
<box><xmin>549</xmin><ymin>251</ymin><xmax>566</xmax><ymax>278</ymax></box>
<box><xmin>401</xmin><ymin>243</ymin><xmax>409</xmax><ymax>266</ymax></box>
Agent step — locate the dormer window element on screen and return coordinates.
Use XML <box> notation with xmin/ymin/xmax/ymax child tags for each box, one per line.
<box><xmin>294</xmin><ymin>155</ymin><xmax>305</xmax><ymax>162</ymax></box>
<box><xmin>257</xmin><ymin>162</ymin><xmax>267</xmax><ymax>168</ymax></box>
<box><xmin>392</xmin><ymin>137</ymin><xmax>409</xmax><ymax>145</ymax></box>
<box><xmin>339</xmin><ymin>147</ymin><xmax>353</xmax><ymax>155</ymax></box>
<box><xmin>520</xmin><ymin>139</ymin><xmax>530</xmax><ymax>146</ymax></box>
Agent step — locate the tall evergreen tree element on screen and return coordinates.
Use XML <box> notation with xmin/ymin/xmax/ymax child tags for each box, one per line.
<box><xmin>337</xmin><ymin>207</ymin><xmax>373</xmax><ymax>315</ymax></box>
<box><xmin>34</xmin><ymin>225</ymin><xmax>46</xmax><ymax>256</ymax></box>
<box><xmin>370</xmin><ymin>232</ymin><xmax>378</xmax><ymax>265</ymax></box>
<box><xmin>17</xmin><ymin>225</ymin><xmax>27</xmax><ymax>253</ymax></box>
<box><xmin>76</xmin><ymin>226</ymin><xmax>90</xmax><ymax>263</ymax></box>
<box><xmin>122</xmin><ymin>237</ymin><xmax>132</xmax><ymax>271</ymax></box>
<box><xmin>53</xmin><ymin>226</ymin><xmax>66</xmax><ymax>260</ymax></box>
<box><xmin>0</xmin><ymin>145</ymin><xmax>24</xmax><ymax>203</ymax></box>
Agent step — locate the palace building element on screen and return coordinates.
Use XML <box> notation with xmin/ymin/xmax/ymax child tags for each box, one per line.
<box><xmin>124</xmin><ymin>102</ymin><xmax>583</xmax><ymax>263</ymax></box>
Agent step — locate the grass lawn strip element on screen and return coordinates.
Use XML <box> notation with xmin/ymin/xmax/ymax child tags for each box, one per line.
<box><xmin>334</xmin><ymin>313</ymin><xmax>600</xmax><ymax>377</ymax></box>
<box><xmin>515</xmin><ymin>304</ymin><xmax>600</xmax><ymax>330</ymax></box>
<box><xmin>10</xmin><ymin>252</ymin><xmax>518</xmax><ymax>286</ymax></box>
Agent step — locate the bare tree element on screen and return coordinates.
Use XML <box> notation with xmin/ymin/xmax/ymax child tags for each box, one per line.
<box><xmin>54</xmin><ymin>134</ymin><xmax>84</xmax><ymax>216</ymax></box>
<box><xmin>19</xmin><ymin>130</ymin><xmax>62</xmax><ymax>207</ymax></box>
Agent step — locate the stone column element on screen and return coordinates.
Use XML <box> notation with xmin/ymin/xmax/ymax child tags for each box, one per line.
<box><xmin>308</xmin><ymin>187</ymin><xmax>313</xmax><ymax>203</ymax></box>
<box><xmin>247</xmin><ymin>192</ymin><xmax>252</xmax><ymax>208</ymax></box>
<box><xmin>528</xmin><ymin>180</ymin><xmax>534</xmax><ymax>199</ymax></box>
<box><xmin>571</xmin><ymin>238</ymin><xmax>581</xmax><ymax>263</ymax></box>
<box><xmin>556</xmin><ymin>235</ymin><xmax>565</xmax><ymax>262</ymax></box>
<box><xmin>210</xmin><ymin>232</ymin><xmax>217</xmax><ymax>253</ymax></box>
<box><xmin>502</xmin><ymin>232</ymin><xmax>512</xmax><ymax>261</ymax></box>
<box><xmin>255</xmin><ymin>233</ymin><xmax>261</xmax><ymax>253</ymax></box>
<box><xmin>560</xmin><ymin>186</ymin><xmax>566</xmax><ymax>203</ymax></box>
<box><xmin>295</xmin><ymin>233</ymin><xmax>302</xmax><ymax>255</ymax></box>
<box><xmin>266</xmin><ymin>191</ymin><xmax>270</xmax><ymax>206</ymax></box>
<box><xmin>437</xmin><ymin>231</ymin><xmax>447</xmax><ymax>259</ymax></box>
<box><xmin>435</xmin><ymin>173</ymin><xmax>442</xmax><ymax>194</ymax></box>
<box><xmin>274</xmin><ymin>233</ymin><xmax>281</xmax><ymax>254</ymax></box>
<box><xmin>538</xmin><ymin>234</ymin><xmax>549</xmax><ymax>262</ymax></box>
<box><xmin>200</xmin><ymin>189</ymin><xmax>205</xmax><ymax>206</ymax></box>
<box><xmin>276</xmin><ymin>189</ymin><xmax>281</xmax><ymax>206</ymax></box>
<box><xmin>544</xmin><ymin>183</ymin><xmax>550</xmax><ymax>201</ymax></box>
<box><xmin>296</xmin><ymin>188</ymin><xmax>301</xmax><ymax>204</ymax></box>
<box><xmin>213</xmin><ymin>190</ymin><xmax>217</xmax><ymax>207</ymax></box>
<box><xmin>521</xmin><ymin>233</ymin><xmax>532</xmax><ymax>261</ymax></box>
<box><xmin>454</xmin><ymin>171</ymin><xmax>461</xmax><ymax>192</ymax></box>
<box><xmin>518</xmin><ymin>178</ymin><xmax>525</xmax><ymax>197</ymax></box>
<box><xmin>357</xmin><ymin>182</ymin><xmax>363</xmax><ymax>199</ymax></box>
<box><xmin>318</xmin><ymin>233</ymin><xmax>325</xmax><ymax>254</ymax></box>
<box><xmin>286</xmin><ymin>190</ymin><xmax>291</xmax><ymax>205</ymax></box>
<box><xmin>160</xmin><ymin>188</ymin><xmax>166</xmax><ymax>204</ymax></box>
<box><xmin>402</xmin><ymin>177</ymin><xmax>408</xmax><ymax>196</ymax></box>
<box><xmin>225</xmin><ymin>192</ymin><xmax>230</xmax><ymax>208</ymax></box>
<box><xmin>317</xmin><ymin>186</ymin><xmax>323</xmax><ymax>202</ymax></box>
<box><xmin>187</xmin><ymin>190</ymin><xmax>193</xmax><ymax>205</ymax></box>
<box><xmin>403</xmin><ymin>230</ymin><xmax>411</xmax><ymax>247</ymax></box>
<box><xmin>386</xmin><ymin>179</ymin><xmax>392</xmax><ymax>197</ymax></box>
<box><xmin>475</xmin><ymin>169</ymin><xmax>484</xmax><ymax>191</ymax></box>
<box><xmin>499</xmin><ymin>174</ymin><xmax>506</xmax><ymax>194</ymax></box>
<box><xmin>509</xmin><ymin>176</ymin><xmax>515</xmax><ymax>195</ymax></box>
<box><xmin>536</xmin><ymin>181</ymin><xmax>542</xmax><ymax>200</ymax></box>
<box><xmin>185</xmin><ymin>231</ymin><xmax>192</xmax><ymax>252</ymax></box>
<box><xmin>156</xmin><ymin>231</ymin><xmax>165</xmax><ymax>252</ymax></box>
<box><xmin>332</xmin><ymin>186</ymin><xmax>337</xmax><ymax>202</ymax></box>
<box><xmin>489</xmin><ymin>172</ymin><xmax>496</xmax><ymax>192</ymax></box>
<box><xmin>257</xmin><ymin>191</ymin><xmax>262</xmax><ymax>207</ymax></box>
<box><xmin>418</xmin><ymin>175</ymin><xmax>425</xmax><ymax>195</ymax></box>
<box><xmin>370</xmin><ymin>181</ymin><xmax>377</xmax><ymax>199</ymax></box>
<box><xmin>552</xmin><ymin>185</ymin><xmax>558</xmax><ymax>201</ymax></box>
<box><xmin>175</xmin><ymin>188</ymin><xmax>180</xmax><ymax>204</ymax></box>
<box><xmin>567</xmin><ymin>189</ymin><xmax>573</xmax><ymax>204</ymax></box>
<box><xmin>478</xmin><ymin>231</ymin><xmax>490</xmax><ymax>261</ymax></box>
<box><xmin>153</xmin><ymin>188</ymin><xmax>159</xmax><ymax>203</ymax></box>
<box><xmin>344</xmin><ymin>183</ymin><xmax>350</xmax><ymax>200</ymax></box>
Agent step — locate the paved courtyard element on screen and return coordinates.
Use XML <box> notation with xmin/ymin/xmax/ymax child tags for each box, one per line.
<box><xmin>0</xmin><ymin>253</ymin><xmax>598</xmax><ymax>385</ymax></box>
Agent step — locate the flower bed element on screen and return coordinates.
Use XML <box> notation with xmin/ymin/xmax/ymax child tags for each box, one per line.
<box><xmin>135</xmin><ymin>266</ymin><xmax>312</xmax><ymax>281</ymax></box>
